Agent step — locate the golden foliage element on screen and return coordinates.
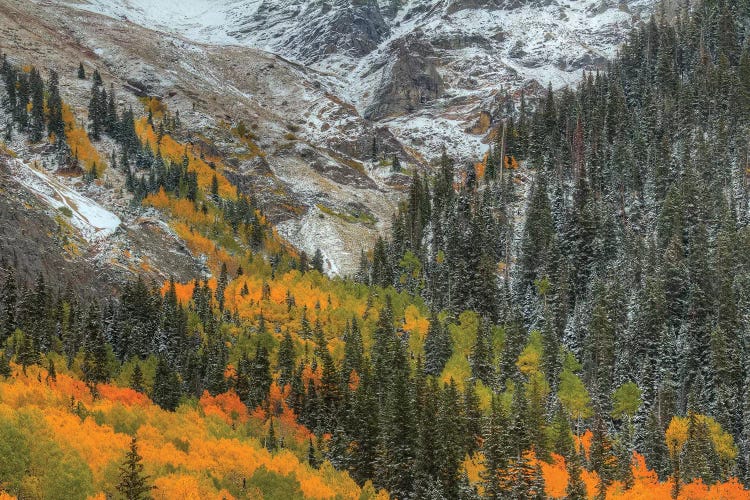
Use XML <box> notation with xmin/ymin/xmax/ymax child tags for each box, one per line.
<box><xmin>0</xmin><ymin>364</ymin><xmax>368</xmax><ymax>499</ymax></box>
<box><xmin>135</xmin><ymin>118</ymin><xmax>234</xmax><ymax>198</ymax></box>
<box><xmin>62</xmin><ymin>104</ymin><xmax>103</xmax><ymax>170</ymax></box>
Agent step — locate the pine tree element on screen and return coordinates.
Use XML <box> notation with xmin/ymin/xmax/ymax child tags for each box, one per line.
<box><xmin>82</xmin><ymin>303</ymin><xmax>110</xmax><ymax>390</ymax></box>
<box><xmin>311</xmin><ymin>249</ymin><xmax>324</xmax><ymax>274</ymax></box>
<box><xmin>77</xmin><ymin>62</ymin><xmax>86</xmax><ymax>79</ymax></box>
<box><xmin>589</xmin><ymin>415</ymin><xmax>618</xmax><ymax>497</ymax></box>
<box><xmin>0</xmin><ymin>351</ymin><xmax>10</xmax><ymax>378</ymax></box>
<box><xmin>342</xmin><ymin>318</ymin><xmax>364</xmax><ymax>384</ymax></box>
<box><xmin>130</xmin><ymin>363</ymin><xmax>144</xmax><ymax>393</ymax></box>
<box><xmin>28</xmin><ymin>67</ymin><xmax>45</xmax><ymax>142</ymax></box>
<box><xmin>117</xmin><ymin>436</ymin><xmax>155</xmax><ymax>500</ymax></box>
<box><xmin>481</xmin><ymin>396</ymin><xmax>512</xmax><ymax>499</ymax></box>
<box><xmin>265</xmin><ymin>418</ymin><xmax>278</xmax><ymax>452</ymax></box>
<box><xmin>0</xmin><ymin>270</ymin><xmax>16</xmax><ymax>342</ymax></box>
<box><xmin>16</xmin><ymin>332</ymin><xmax>38</xmax><ymax>374</ymax></box>
<box><xmin>247</xmin><ymin>344</ymin><xmax>271</xmax><ymax>408</ymax></box>
<box><xmin>276</xmin><ymin>331</ymin><xmax>296</xmax><ymax>387</ymax></box>
<box><xmin>47</xmin><ymin>70</ymin><xmax>65</xmax><ymax>143</ymax></box>
<box><xmin>470</xmin><ymin>318</ymin><xmax>495</xmax><ymax>386</ymax></box>
<box><xmin>46</xmin><ymin>358</ymin><xmax>56</xmax><ymax>383</ymax></box>
<box><xmin>210</xmin><ymin>174</ymin><xmax>219</xmax><ymax>199</ymax></box>
<box><xmin>565</xmin><ymin>452</ymin><xmax>587</xmax><ymax>500</ymax></box>
<box><xmin>424</xmin><ymin>311</ymin><xmax>452</xmax><ymax>376</ymax></box>
<box><xmin>307</xmin><ymin>438</ymin><xmax>319</xmax><ymax>468</ymax></box>
<box><xmin>152</xmin><ymin>355</ymin><xmax>180</xmax><ymax>411</ymax></box>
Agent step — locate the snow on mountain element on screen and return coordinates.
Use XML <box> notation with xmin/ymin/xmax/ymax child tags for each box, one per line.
<box><xmin>67</xmin><ymin>0</ymin><xmax>655</xmax><ymax>162</ymax></box>
<box><xmin>9</xmin><ymin>159</ymin><xmax>121</xmax><ymax>242</ymax></box>
<box><xmin>48</xmin><ymin>0</ymin><xmax>655</xmax><ymax>274</ymax></box>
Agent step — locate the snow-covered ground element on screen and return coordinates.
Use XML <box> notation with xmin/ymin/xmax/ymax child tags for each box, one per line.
<box><xmin>9</xmin><ymin>159</ymin><xmax>121</xmax><ymax>242</ymax></box>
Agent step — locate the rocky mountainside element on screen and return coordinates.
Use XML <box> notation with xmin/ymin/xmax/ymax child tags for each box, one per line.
<box><xmin>70</xmin><ymin>0</ymin><xmax>655</xmax><ymax>158</ymax></box>
<box><xmin>0</xmin><ymin>0</ymin><xmax>654</xmax><ymax>279</ymax></box>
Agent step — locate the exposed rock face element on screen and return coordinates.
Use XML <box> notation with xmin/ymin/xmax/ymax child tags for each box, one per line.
<box><xmin>229</xmin><ymin>0</ymin><xmax>390</xmax><ymax>64</ymax></box>
<box><xmin>446</xmin><ymin>0</ymin><xmax>503</xmax><ymax>15</ymax></box>
<box><xmin>365</xmin><ymin>35</ymin><xmax>444</xmax><ymax>120</ymax></box>
<box><xmin>0</xmin><ymin>157</ymin><xmax>202</xmax><ymax>292</ymax></box>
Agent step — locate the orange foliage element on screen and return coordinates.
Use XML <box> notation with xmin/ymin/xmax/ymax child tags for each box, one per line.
<box><xmin>173</xmin><ymin>222</ymin><xmax>234</xmax><ymax>272</ymax></box>
<box><xmin>475</xmin><ymin>161</ymin><xmax>485</xmax><ymax>179</ymax></box>
<box><xmin>701</xmin><ymin>478</ymin><xmax>750</xmax><ymax>500</ymax></box>
<box><xmin>45</xmin><ymin>409</ymin><xmax>130</xmax><ymax>481</ymax></box>
<box><xmin>96</xmin><ymin>384</ymin><xmax>150</xmax><ymax>407</ymax></box>
<box><xmin>61</xmin><ymin>104</ymin><xmax>103</xmax><ymax>171</ymax></box>
<box><xmin>143</xmin><ymin>97</ymin><xmax>167</xmax><ymax>119</ymax></box>
<box><xmin>160</xmin><ymin>278</ymin><xmax>216</xmax><ymax>306</ymax></box>
<box><xmin>199</xmin><ymin>390</ymin><xmax>249</xmax><ymax>426</ymax></box>
<box><xmin>153</xmin><ymin>474</ymin><xmax>234</xmax><ymax>500</ymax></box>
<box><xmin>143</xmin><ymin>189</ymin><xmax>211</xmax><ymax>225</ymax></box>
<box><xmin>678</xmin><ymin>478</ymin><xmax>750</xmax><ymax>500</ymax></box>
<box><xmin>134</xmin><ymin>118</ymin><xmax>234</xmax><ymax>198</ymax></box>
<box><xmin>581</xmin><ymin>468</ymin><xmax>600</xmax><ymax>499</ymax></box>
<box><xmin>539</xmin><ymin>453</ymin><xmax>568</xmax><ymax>499</ymax></box>
<box><xmin>605</xmin><ymin>453</ymin><xmax>671</xmax><ymax>500</ymax></box>
<box><xmin>302</xmin><ymin>363</ymin><xmax>323</xmax><ymax>389</ymax></box>
<box><xmin>347</xmin><ymin>370</ymin><xmax>360</xmax><ymax>392</ymax></box>
<box><xmin>0</xmin><ymin>364</ymin><xmax>367</xmax><ymax>499</ymax></box>
<box><xmin>266</xmin><ymin>383</ymin><xmax>312</xmax><ymax>445</ymax></box>
<box><xmin>576</xmin><ymin>429</ymin><xmax>593</xmax><ymax>460</ymax></box>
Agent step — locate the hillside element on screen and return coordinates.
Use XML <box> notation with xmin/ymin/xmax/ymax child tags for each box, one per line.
<box><xmin>69</xmin><ymin>0</ymin><xmax>655</xmax><ymax>160</ymax></box>
<box><xmin>2</xmin><ymin>0</ymin><xmax>750</xmax><ymax>499</ymax></box>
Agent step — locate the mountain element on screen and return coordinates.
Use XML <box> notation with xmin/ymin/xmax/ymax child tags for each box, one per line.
<box><xmin>50</xmin><ymin>0</ymin><xmax>655</xmax><ymax>273</ymax></box>
<box><xmin>71</xmin><ymin>0</ymin><xmax>654</xmax><ymax>158</ymax></box>
<box><xmin>3</xmin><ymin>0</ymin><xmax>750</xmax><ymax>499</ymax></box>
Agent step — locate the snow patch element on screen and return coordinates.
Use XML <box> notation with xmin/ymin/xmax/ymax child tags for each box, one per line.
<box><xmin>10</xmin><ymin>159</ymin><xmax>121</xmax><ymax>242</ymax></box>
<box><xmin>276</xmin><ymin>206</ymin><xmax>347</xmax><ymax>277</ymax></box>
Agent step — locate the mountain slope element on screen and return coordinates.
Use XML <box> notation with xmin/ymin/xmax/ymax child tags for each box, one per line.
<box><xmin>2</xmin><ymin>0</ymin><xmax>416</xmax><ymax>275</ymax></box>
<box><xmin>69</xmin><ymin>0</ymin><xmax>656</xmax><ymax>160</ymax></box>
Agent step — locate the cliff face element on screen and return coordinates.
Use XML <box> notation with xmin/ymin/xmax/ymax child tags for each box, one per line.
<box><xmin>228</xmin><ymin>0</ymin><xmax>391</xmax><ymax>63</ymax></box>
<box><xmin>364</xmin><ymin>34</ymin><xmax>444</xmax><ymax>120</ymax></box>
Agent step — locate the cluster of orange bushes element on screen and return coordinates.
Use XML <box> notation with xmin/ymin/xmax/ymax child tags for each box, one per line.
<box><xmin>535</xmin><ymin>452</ymin><xmax>749</xmax><ymax>500</ymax></box>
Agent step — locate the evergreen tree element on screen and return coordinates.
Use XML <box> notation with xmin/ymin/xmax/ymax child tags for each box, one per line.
<box><xmin>311</xmin><ymin>249</ymin><xmax>325</xmax><ymax>274</ymax></box>
<box><xmin>152</xmin><ymin>355</ymin><xmax>180</xmax><ymax>411</ymax></box>
<box><xmin>82</xmin><ymin>303</ymin><xmax>110</xmax><ymax>390</ymax></box>
<box><xmin>276</xmin><ymin>331</ymin><xmax>296</xmax><ymax>387</ymax></box>
<box><xmin>130</xmin><ymin>363</ymin><xmax>144</xmax><ymax>393</ymax></box>
<box><xmin>0</xmin><ymin>351</ymin><xmax>11</xmax><ymax>378</ymax></box>
<box><xmin>117</xmin><ymin>436</ymin><xmax>155</xmax><ymax>500</ymax></box>
<box><xmin>424</xmin><ymin>311</ymin><xmax>452</xmax><ymax>376</ymax></box>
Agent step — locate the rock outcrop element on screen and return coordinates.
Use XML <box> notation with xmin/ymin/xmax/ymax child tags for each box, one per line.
<box><xmin>365</xmin><ymin>34</ymin><xmax>444</xmax><ymax>120</ymax></box>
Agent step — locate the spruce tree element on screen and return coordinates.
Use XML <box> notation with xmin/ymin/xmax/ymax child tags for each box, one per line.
<box><xmin>117</xmin><ymin>436</ymin><xmax>155</xmax><ymax>500</ymax></box>
<box><xmin>130</xmin><ymin>363</ymin><xmax>144</xmax><ymax>393</ymax></box>
<box><xmin>276</xmin><ymin>331</ymin><xmax>296</xmax><ymax>387</ymax></box>
<box><xmin>152</xmin><ymin>355</ymin><xmax>180</xmax><ymax>411</ymax></box>
<box><xmin>311</xmin><ymin>249</ymin><xmax>324</xmax><ymax>274</ymax></box>
<box><xmin>0</xmin><ymin>351</ymin><xmax>10</xmax><ymax>378</ymax></box>
<box><xmin>424</xmin><ymin>311</ymin><xmax>452</xmax><ymax>376</ymax></box>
